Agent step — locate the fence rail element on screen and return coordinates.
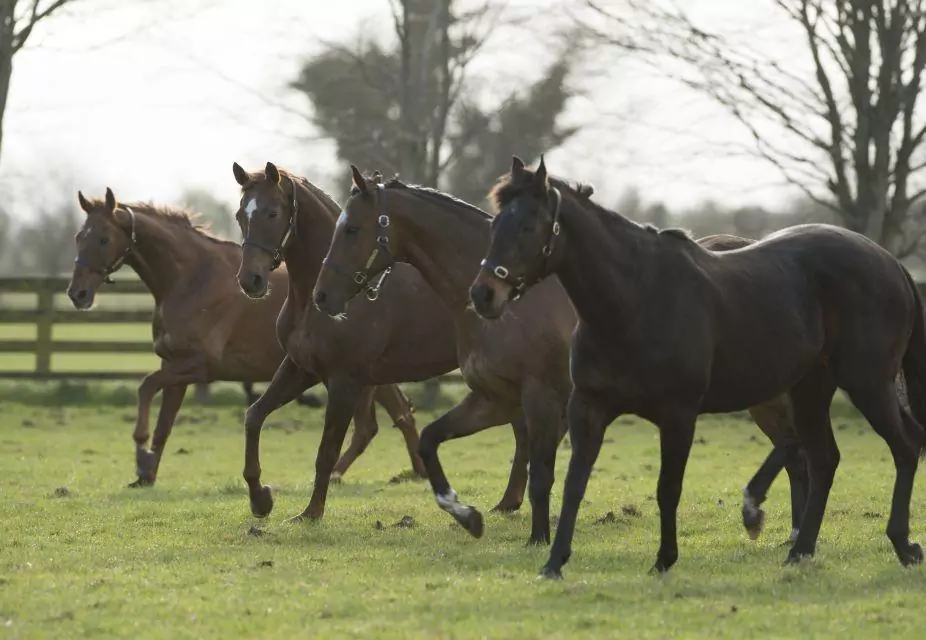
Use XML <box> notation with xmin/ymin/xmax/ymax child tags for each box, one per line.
<box><xmin>0</xmin><ymin>277</ymin><xmax>154</xmax><ymax>379</ymax></box>
<box><xmin>0</xmin><ymin>277</ymin><xmax>465</xmax><ymax>390</ymax></box>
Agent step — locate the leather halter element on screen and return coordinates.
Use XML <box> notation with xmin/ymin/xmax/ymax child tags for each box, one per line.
<box><xmin>241</xmin><ymin>177</ymin><xmax>298</xmax><ymax>272</ymax></box>
<box><xmin>321</xmin><ymin>182</ymin><xmax>394</xmax><ymax>302</ymax></box>
<box><xmin>480</xmin><ymin>187</ymin><xmax>562</xmax><ymax>300</ymax></box>
<box><xmin>74</xmin><ymin>206</ymin><xmax>137</xmax><ymax>284</ymax></box>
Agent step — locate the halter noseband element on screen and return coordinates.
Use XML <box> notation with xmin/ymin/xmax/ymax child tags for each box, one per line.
<box><xmin>321</xmin><ymin>182</ymin><xmax>394</xmax><ymax>302</ymax></box>
<box><xmin>74</xmin><ymin>206</ymin><xmax>138</xmax><ymax>284</ymax></box>
<box><xmin>480</xmin><ymin>187</ymin><xmax>562</xmax><ymax>301</ymax></box>
<box><xmin>241</xmin><ymin>177</ymin><xmax>298</xmax><ymax>272</ymax></box>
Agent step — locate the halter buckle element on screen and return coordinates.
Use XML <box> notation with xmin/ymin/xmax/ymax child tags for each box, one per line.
<box><xmin>494</xmin><ymin>265</ymin><xmax>510</xmax><ymax>279</ymax></box>
<box><xmin>378</xmin><ymin>215</ymin><xmax>390</xmax><ymax>228</ymax></box>
<box><xmin>353</xmin><ymin>272</ymin><xmax>367</xmax><ymax>285</ymax></box>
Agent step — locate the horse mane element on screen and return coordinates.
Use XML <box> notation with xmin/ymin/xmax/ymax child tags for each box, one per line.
<box><xmin>84</xmin><ymin>198</ymin><xmax>239</xmax><ymax>246</ymax></box>
<box><xmin>491</xmin><ymin>170</ymin><xmax>692</xmax><ymax>242</ymax></box>
<box><xmin>352</xmin><ymin>173</ymin><xmax>493</xmax><ymax>220</ymax></box>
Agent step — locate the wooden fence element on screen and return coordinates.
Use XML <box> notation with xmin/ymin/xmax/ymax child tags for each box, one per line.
<box><xmin>0</xmin><ymin>277</ymin><xmax>463</xmax><ymax>395</ymax></box>
<box><xmin>0</xmin><ymin>277</ymin><xmax>152</xmax><ymax>380</ymax></box>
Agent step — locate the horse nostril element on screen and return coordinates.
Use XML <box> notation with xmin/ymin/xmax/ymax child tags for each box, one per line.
<box><xmin>251</xmin><ymin>274</ymin><xmax>264</xmax><ymax>290</ymax></box>
<box><xmin>77</xmin><ymin>289</ymin><xmax>87</xmax><ymax>301</ymax></box>
<box><xmin>314</xmin><ymin>291</ymin><xmax>327</xmax><ymax>306</ymax></box>
<box><xmin>473</xmin><ymin>284</ymin><xmax>493</xmax><ymax>305</ymax></box>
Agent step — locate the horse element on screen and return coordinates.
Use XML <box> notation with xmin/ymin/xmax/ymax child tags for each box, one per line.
<box><xmin>471</xmin><ymin>156</ymin><xmax>926</xmax><ymax>578</ymax></box>
<box><xmin>232</xmin><ymin>161</ymin><xmax>531</xmax><ymax>523</ymax></box>
<box><xmin>66</xmin><ymin>188</ymin><xmax>424</xmax><ymax>488</ymax></box>
<box><xmin>311</xmin><ymin>165</ymin><xmax>807</xmax><ymax>545</ymax></box>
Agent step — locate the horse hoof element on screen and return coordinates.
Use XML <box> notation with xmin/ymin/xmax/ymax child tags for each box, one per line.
<box><xmin>127</xmin><ymin>476</ymin><xmax>154</xmax><ymax>489</ymax></box>
<box><xmin>526</xmin><ymin>534</ymin><xmax>551</xmax><ymax>547</ymax></box>
<box><xmin>648</xmin><ymin>562</ymin><xmax>670</xmax><ymax>575</ymax></box>
<box><xmin>783</xmin><ymin>550</ymin><xmax>812</xmax><ymax>566</ymax></box>
<box><xmin>490</xmin><ymin>501</ymin><xmax>522</xmax><ymax>514</ymax></box>
<box><xmin>329</xmin><ymin>473</ymin><xmax>343</xmax><ymax>485</ymax></box>
<box><xmin>135</xmin><ymin>448</ymin><xmax>157</xmax><ymax>478</ymax></box>
<box><xmin>898</xmin><ymin>542</ymin><xmax>924</xmax><ymax>566</ymax></box>
<box><xmin>249</xmin><ymin>485</ymin><xmax>274</xmax><ymax>518</ymax></box>
<box><xmin>454</xmin><ymin>507</ymin><xmax>484</xmax><ymax>538</ymax></box>
<box><xmin>283</xmin><ymin>511</ymin><xmax>320</xmax><ymax>525</ymax></box>
<box><xmin>538</xmin><ymin>565</ymin><xmax>563</xmax><ymax>580</ymax></box>
<box><xmin>742</xmin><ymin>507</ymin><xmax>766</xmax><ymax>541</ymax></box>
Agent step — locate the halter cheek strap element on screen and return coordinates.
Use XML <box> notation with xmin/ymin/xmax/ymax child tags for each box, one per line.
<box><xmin>480</xmin><ymin>187</ymin><xmax>562</xmax><ymax>300</ymax></box>
<box><xmin>74</xmin><ymin>206</ymin><xmax>138</xmax><ymax>284</ymax></box>
<box><xmin>320</xmin><ymin>183</ymin><xmax>394</xmax><ymax>302</ymax></box>
<box><xmin>242</xmin><ymin>178</ymin><xmax>298</xmax><ymax>271</ymax></box>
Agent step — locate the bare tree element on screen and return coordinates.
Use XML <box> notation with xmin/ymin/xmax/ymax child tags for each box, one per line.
<box><xmin>578</xmin><ymin>0</ymin><xmax>926</xmax><ymax>256</ymax></box>
<box><xmin>0</xmin><ymin>1</ymin><xmax>82</xmax><ymax>165</ymax></box>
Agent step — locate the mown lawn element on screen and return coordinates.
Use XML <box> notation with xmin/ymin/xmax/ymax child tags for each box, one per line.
<box><xmin>1</xmin><ymin>402</ymin><xmax>924</xmax><ymax>639</ymax></box>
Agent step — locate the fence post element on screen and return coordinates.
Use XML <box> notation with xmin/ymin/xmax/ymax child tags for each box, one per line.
<box><xmin>35</xmin><ymin>281</ymin><xmax>54</xmax><ymax>376</ymax></box>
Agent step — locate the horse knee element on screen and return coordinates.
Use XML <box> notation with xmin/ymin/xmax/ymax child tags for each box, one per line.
<box><xmin>244</xmin><ymin>404</ymin><xmax>266</xmax><ymax>438</ymax></box>
<box><xmin>418</xmin><ymin>425</ymin><xmax>444</xmax><ymax>459</ymax></box>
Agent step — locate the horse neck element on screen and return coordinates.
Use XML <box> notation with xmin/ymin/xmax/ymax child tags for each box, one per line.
<box><xmin>389</xmin><ymin>189</ymin><xmax>490</xmax><ymax>314</ymax></box>
<box><xmin>553</xmin><ymin>196</ymin><xmax>651</xmax><ymax>328</ymax></box>
<box><xmin>123</xmin><ymin>210</ymin><xmax>205</xmax><ymax>301</ymax></box>
<box><xmin>281</xmin><ymin>180</ymin><xmax>338</xmax><ymax>300</ymax></box>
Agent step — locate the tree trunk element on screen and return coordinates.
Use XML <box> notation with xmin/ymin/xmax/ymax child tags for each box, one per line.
<box><xmin>0</xmin><ymin>0</ymin><xmax>16</xmax><ymax>167</ymax></box>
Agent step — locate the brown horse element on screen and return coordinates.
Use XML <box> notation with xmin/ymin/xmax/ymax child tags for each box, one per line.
<box><xmin>473</xmin><ymin>156</ymin><xmax>926</xmax><ymax>577</ymax></box>
<box><xmin>311</xmin><ymin>167</ymin><xmax>805</xmax><ymax>545</ymax></box>
<box><xmin>233</xmin><ymin>162</ymin><xmax>533</xmax><ymax>523</ymax></box>
<box><xmin>66</xmin><ymin>188</ymin><xmax>423</xmax><ymax>487</ymax></box>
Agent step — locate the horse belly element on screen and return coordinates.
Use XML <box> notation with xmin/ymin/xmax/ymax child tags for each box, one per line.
<box><xmin>702</xmin><ymin>336</ymin><xmax>822</xmax><ymax>412</ymax></box>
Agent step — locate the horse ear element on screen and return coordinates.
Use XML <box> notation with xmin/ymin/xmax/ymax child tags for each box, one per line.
<box><xmin>265</xmin><ymin>162</ymin><xmax>281</xmax><ymax>185</ymax></box>
<box><xmin>511</xmin><ymin>156</ymin><xmax>525</xmax><ymax>176</ymax></box>
<box><xmin>232</xmin><ymin>162</ymin><xmax>249</xmax><ymax>186</ymax></box>
<box><xmin>533</xmin><ymin>154</ymin><xmax>549</xmax><ymax>193</ymax></box>
<box><xmin>104</xmin><ymin>187</ymin><xmax>116</xmax><ymax>213</ymax></box>
<box><xmin>77</xmin><ymin>191</ymin><xmax>92</xmax><ymax>214</ymax></box>
<box><xmin>350</xmin><ymin>164</ymin><xmax>368</xmax><ymax>195</ymax></box>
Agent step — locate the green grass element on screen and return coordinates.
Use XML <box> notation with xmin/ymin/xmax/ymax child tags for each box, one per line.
<box><xmin>1</xmin><ymin>404</ymin><xmax>925</xmax><ymax>639</ymax></box>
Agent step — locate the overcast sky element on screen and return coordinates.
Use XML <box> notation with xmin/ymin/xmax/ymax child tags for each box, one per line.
<box><xmin>0</xmin><ymin>0</ymin><xmax>803</xmax><ymax>219</ymax></box>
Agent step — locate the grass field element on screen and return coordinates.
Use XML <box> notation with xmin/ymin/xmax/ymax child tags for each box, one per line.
<box><xmin>2</xmin><ymin>402</ymin><xmax>926</xmax><ymax>639</ymax></box>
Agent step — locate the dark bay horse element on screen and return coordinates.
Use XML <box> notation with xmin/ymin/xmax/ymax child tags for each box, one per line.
<box><xmin>311</xmin><ymin>166</ymin><xmax>806</xmax><ymax>545</ymax></box>
<box><xmin>67</xmin><ymin>188</ymin><xmax>422</xmax><ymax>487</ymax></box>
<box><xmin>232</xmin><ymin>162</ymin><xmax>530</xmax><ymax>523</ymax></box>
<box><xmin>471</xmin><ymin>156</ymin><xmax>926</xmax><ymax>578</ymax></box>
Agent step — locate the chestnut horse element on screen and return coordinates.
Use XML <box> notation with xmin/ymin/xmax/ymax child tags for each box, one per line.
<box><xmin>232</xmin><ymin>162</ymin><xmax>531</xmax><ymax>524</ymax></box>
<box><xmin>67</xmin><ymin>188</ymin><xmax>423</xmax><ymax>487</ymax></box>
<box><xmin>312</xmin><ymin>167</ymin><xmax>806</xmax><ymax>545</ymax></box>
<box><xmin>472</xmin><ymin>156</ymin><xmax>926</xmax><ymax>578</ymax></box>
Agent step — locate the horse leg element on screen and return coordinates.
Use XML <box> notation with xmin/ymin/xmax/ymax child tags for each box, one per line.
<box><xmin>522</xmin><ymin>382</ymin><xmax>568</xmax><ymax>545</ymax></box>
<box><xmin>541</xmin><ymin>390</ymin><xmax>615</xmax><ymax>579</ymax></box>
<box><xmin>330</xmin><ymin>386</ymin><xmax>378</xmax><ymax>480</ymax></box>
<box><xmin>145</xmin><ymin>384</ymin><xmax>188</xmax><ymax>483</ymax></box>
<box><xmin>784</xmin><ymin>366</ymin><xmax>838</xmax><ymax>564</ymax></box>
<box><xmin>418</xmin><ymin>391</ymin><xmax>517</xmax><ymax>537</ymax></box>
<box><xmin>285</xmin><ymin>375</ymin><xmax>363</xmax><ymax>522</ymax></box>
<box><xmin>491</xmin><ymin>416</ymin><xmax>529</xmax><ymax>513</ymax></box>
<box><xmin>741</xmin><ymin>397</ymin><xmax>807</xmax><ymax>543</ymax></box>
<box><xmin>243</xmin><ymin>357</ymin><xmax>318</xmax><ymax>518</ymax></box>
<box><xmin>375</xmin><ymin>384</ymin><xmax>427</xmax><ymax>478</ymax></box>
<box><xmin>845</xmin><ymin>384</ymin><xmax>923</xmax><ymax>566</ymax></box>
<box><xmin>650</xmin><ymin>407</ymin><xmax>699</xmax><ymax>574</ymax></box>
<box><xmin>130</xmin><ymin>359</ymin><xmax>203</xmax><ymax>488</ymax></box>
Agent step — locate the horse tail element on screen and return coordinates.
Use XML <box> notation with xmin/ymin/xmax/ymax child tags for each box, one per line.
<box><xmin>900</xmin><ymin>265</ymin><xmax>926</xmax><ymax>459</ymax></box>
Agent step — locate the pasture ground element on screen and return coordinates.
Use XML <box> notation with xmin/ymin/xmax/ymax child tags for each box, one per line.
<box><xmin>2</xmin><ymin>400</ymin><xmax>925</xmax><ymax>638</ymax></box>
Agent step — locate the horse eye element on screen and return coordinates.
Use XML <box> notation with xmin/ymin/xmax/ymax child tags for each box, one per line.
<box><xmin>100</xmin><ymin>236</ymin><xmax>109</xmax><ymax>246</ymax></box>
<box><xmin>268</xmin><ymin>211</ymin><xmax>278</xmax><ymax>219</ymax></box>
<box><xmin>345</xmin><ymin>225</ymin><xmax>360</xmax><ymax>235</ymax></box>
